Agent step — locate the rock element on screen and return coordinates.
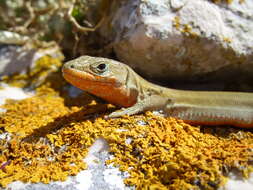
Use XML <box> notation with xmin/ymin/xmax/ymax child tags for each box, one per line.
<box><xmin>101</xmin><ymin>0</ymin><xmax>253</xmax><ymax>82</ymax></box>
<box><xmin>0</xmin><ymin>41</ymin><xmax>64</xmax><ymax>88</ymax></box>
<box><xmin>0</xmin><ymin>31</ymin><xmax>28</xmax><ymax>45</ymax></box>
<box><xmin>0</xmin><ymin>134</ymin><xmax>130</xmax><ymax>190</ymax></box>
<box><xmin>0</xmin><ymin>42</ymin><xmax>63</xmax><ymax>77</ymax></box>
<box><xmin>0</xmin><ymin>45</ymin><xmax>35</xmax><ymax>76</ymax></box>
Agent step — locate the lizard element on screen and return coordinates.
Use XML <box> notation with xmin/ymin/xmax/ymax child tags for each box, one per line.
<box><xmin>62</xmin><ymin>55</ymin><xmax>253</xmax><ymax>128</ymax></box>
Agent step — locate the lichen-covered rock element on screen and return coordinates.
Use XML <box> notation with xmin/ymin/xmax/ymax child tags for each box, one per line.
<box><xmin>0</xmin><ymin>42</ymin><xmax>64</xmax><ymax>88</ymax></box>
<box><xmin>101</xmin><ymin>0</ymin><xmax>253</xmax><ymax>82</ymax></box>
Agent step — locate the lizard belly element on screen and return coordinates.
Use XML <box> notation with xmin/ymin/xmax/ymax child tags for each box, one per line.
<box><xmin>168</xmin><ymin>104</ymin><xmax>253</xmax><ymax>128</ymax></box>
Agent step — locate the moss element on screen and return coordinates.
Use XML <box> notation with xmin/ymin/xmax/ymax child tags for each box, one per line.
<box><xmin>71</xmin><ymin>4</ymin><xmax>86</xmax><ymax>25</ymax></box>
<box><xmin>0</xmin><ymin>81</ymin><xmax>253</xmax><ymax>189</ymax></box>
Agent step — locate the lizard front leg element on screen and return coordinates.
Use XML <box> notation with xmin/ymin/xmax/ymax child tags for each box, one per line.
<box><xmin>107</xmin><ymin>95</ymin><xmax>170</xmax><ymax>118</ymax></box>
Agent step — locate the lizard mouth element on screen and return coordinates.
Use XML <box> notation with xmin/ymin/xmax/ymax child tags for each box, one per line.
<box><xmin>62</xmin><ymin>67</ymin><xmax>122</xmax><ymax>88</ymax></box>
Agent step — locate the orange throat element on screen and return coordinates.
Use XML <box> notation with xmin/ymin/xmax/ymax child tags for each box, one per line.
<box><xmin>62</xmin><ymin>68</ymin><xmax>137</xmax><ymax>107</ymax></box>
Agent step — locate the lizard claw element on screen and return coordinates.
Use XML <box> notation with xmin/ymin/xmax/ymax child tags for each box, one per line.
<box><xmin>103</xmin><ymin>115</ymin><xmax>110</xmax><ymax>120</ymax></box>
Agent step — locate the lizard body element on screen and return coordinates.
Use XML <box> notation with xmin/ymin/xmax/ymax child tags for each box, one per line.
<box><xmin>62</xmin><ymin>56</ymin><xmax>253</xmax><ymax>128</ymax></box>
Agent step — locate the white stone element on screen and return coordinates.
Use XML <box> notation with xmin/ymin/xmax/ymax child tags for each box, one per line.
<box><xmin>0</xmin><ymin>83</ymin><xmax>33</xmax><ymax>105</ymax></box>
<box><xmin>84</xmin><ymin>138</ymin><xmax>109</xmax><ymax>166</ymax></box>
<box><xmin>0</xmin><ymin>30</ymin><xmax>28</xmax><ymax>45</ymax></box>
<box><xmin>103</xmin><ymin>168</ymin><xmax>126</xmax><ymax>189</ymax></box>
<box><xmin>103</xmin><ymin>0</ymin><xmax>253</xmax><ymax>81</ymax></box>
<box><xmin>74</xmin><ymin>170</ymin><xmax>93</xmax><ymax>190</ymax></box>
<box><xmin>170</xmin><ymin>0</ymin><xmax>187</xmax><ymax>10</ymax></box>
<box><xmin>219</xmin><ymin>172</ymin><xmax>253</xmax><ymax>190</ymax></box>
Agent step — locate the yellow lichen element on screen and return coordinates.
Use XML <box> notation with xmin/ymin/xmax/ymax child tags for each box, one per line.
<box><xmin>172</xmin><ymin>17</ymin><xmax>198</xmax><ymax>38</ymax></box>
<box><xmin>172</xmin><ymin>16</ymin><xmax>181</xmax><ymax>31</ymax></box>
<box><xmin>1</xmin><ymin>58</ymin><xmax>253</xmax><ymax>189</ymax></box>
<box><xmin>0</xmin><ymin>81</ymin><xmax>253</xmax><ymax>189</ymax></box>
<box><xmin>212</xmin><ymin>0</ymin><xmax>233</xmax><ymax>4</ymax></box>
<box><xmin>1</xmin><ymin>55</ymin><xmax>62</xmax><ymax>88</ymax></box>
<box><xmin>212</xmin><ymin>0</ymin><xmax>245</xmax><ymax>4</ymax></box>
<box><xmin>223</xmin><ymin>37</ymin><xmax>232</xmax><ymax>43</ymax></box>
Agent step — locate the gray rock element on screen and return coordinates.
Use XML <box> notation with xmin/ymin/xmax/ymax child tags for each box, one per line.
<box><xmin>0</xmin><ymin>78</ymin><xmax>253</xmax><ymax>190</ymax></box>
<box><xmin>101</xmin><ymin>0</ymin><xmax>253</xmax><ymax>82</ymax></box>
<box><xmin>0</xmin><ymin>45</ymin><xmax>36</xmax><ymax>76</ymax></box>
<box><xmin>0</xmin><ymin>133</ymin><xmax>131</xmax><ymax>190</ymax></box>
<box><xmin>0</xmin><ymin>42</ymin><xmax>64</xmax><ymax>89</ymax></box>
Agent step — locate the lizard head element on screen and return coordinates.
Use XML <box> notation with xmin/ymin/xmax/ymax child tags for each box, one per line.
<box><xmin>62</xmin><ymin>56</ymin><xmax>138</xmax><ymax>107</ymax></box>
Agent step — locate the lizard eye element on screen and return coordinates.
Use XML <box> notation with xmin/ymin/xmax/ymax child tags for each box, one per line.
<box><xmin>90</xmin><ymin>62</ymin><xmax>108</xmax><ymax>74</ymax></box>
<box><xmin>97</xmin><ymin>63</ymin><xmax>107</xmax><ymax>71</ymax></box>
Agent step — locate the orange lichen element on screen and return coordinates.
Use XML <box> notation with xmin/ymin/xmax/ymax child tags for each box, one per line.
<box><xmin>223</xmin><ymin>37</ymin><xmax>232</xmax><ymax>43</ymax></box>
<box><xmin>0</xmin><ymin>82</ymin><xmax>253</xmax><ymax>189</ymax></box>
<box><xmin>106</xmin><ymin>114</ymin><xmax>253</xmax><ymax>189</ymax></box>
<box><xmin>1</xmin><ymin>55</ymin><xmax>62</xmax><ymax>88</ymax></box>
<box><xmin>212</xmin><ymin>0</ymin><xmax>233</xmax><ymax>4</ymax></box>
<box><xmin>212</xmin><ymin>0</ymin><xmax>245</xmax><ymax>4</ymax></box>
<box><xmin>172</xmin><ymin>16</ymin><xmax>181</xmax><ymax>31</ymax></box>
<box><xmin>172</xmin><ymin>17</ymin><xmax>198</xmax><ymax>38</ymax></box>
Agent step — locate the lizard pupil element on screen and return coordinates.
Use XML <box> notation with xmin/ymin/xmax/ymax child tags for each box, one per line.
<box><xmin>97</xmin><ymin>63</ymin><xmax>106</xmax><ymax>71</ymax></box>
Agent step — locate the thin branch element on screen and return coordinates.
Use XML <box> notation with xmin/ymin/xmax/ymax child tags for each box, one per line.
<box><xmin>67</xmin><ymin>0</ymin><xmax>105</xmax><ymax>32</ymax></box>
<box><xmin>23</xmin><ymin>0</ymin><xmax>35</xmax><ymax>28</ymax></box>
<box><xmin>11</xmin><ymin>0</ymin><xmax>35</xmax><ymax>33</ymax></box>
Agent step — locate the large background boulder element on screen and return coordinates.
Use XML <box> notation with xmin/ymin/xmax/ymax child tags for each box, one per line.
<box><xmin>101</xmin><ymin>0</ymin><xmax>253</xmax><ymax>82</ymax></box>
